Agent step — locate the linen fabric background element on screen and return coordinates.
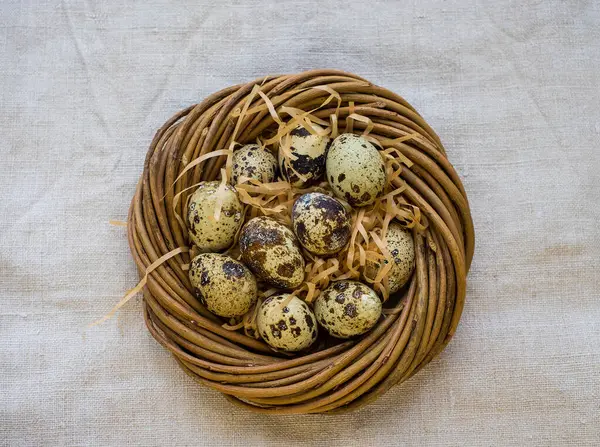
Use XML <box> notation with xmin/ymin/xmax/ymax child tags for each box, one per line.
<box><xmin>1</xmin><ymin>1</ymin><xmax>599</xmax><ymax>445</ymax></box>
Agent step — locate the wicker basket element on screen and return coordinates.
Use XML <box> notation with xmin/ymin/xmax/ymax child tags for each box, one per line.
<box><xmin>127</xmin><ymin>69</ymin><xmax>474</xmax><ymax>414</ymax></box>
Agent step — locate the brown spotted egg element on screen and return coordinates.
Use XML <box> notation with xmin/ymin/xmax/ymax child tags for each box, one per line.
<box><xmin>187</xmin><ymin>181</ymin><xmax>243</xmax><ymax>252</ymax></box>
<box><xmin>364</xmin><ymin>222</ymin><xmax>415</xmax><ymax>294</ymax></box>
<box><xmin>314</xmin><ymin>281</ymin><xmax>382</xmax><ymax>339</ymax></box>
<box><xmin>279</xmin><ymin>124</ymin><xmax>330</xmax><ymax>187</ymax></box>
<box><xmin>326</xmin><ymin>133</ymin><xmax>386</xmax><ymax>206</ymax></box>
<box><xmin>231</xmin><ymin>144</ymin><xmax>278</xmax><ymax>185</ymax></box>
<box><xmin>257</xmin><ymin>294</ymin><xmax>318</xmax><ymax>352</ymax></box>
<box><xmin>239</xmin><ymin>216</ymin><xmax>305</xmax><ymax>289</ymax></box>
<box><xmin>291</xmin><ymin>192</ymin><xmax>351</xmax><ymax>256</ymax></box>
<box><xmin>189</xmin><ymin>253</ymin><xmax>257</xmax><ymax>318</ymax></box>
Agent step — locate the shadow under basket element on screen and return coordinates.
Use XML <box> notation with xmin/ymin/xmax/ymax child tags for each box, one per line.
<box><xmin>128</xmin><ymin>69</ymin><xmax>475</xmax><ymax>414</ymax></box>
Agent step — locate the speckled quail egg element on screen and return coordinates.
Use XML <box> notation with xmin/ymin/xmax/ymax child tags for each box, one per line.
<box><xmin>189</xmin><ymin>253</ymin><xmax>257</xmax><ymax>318</ymax></box>
<box><xmin>231</xmin><ymin>144</ymin><xmax>278</xmax><ymax>185</ymax></box>
<box><xmin>187</xmin><ymin>181</ymin><xmax>244</xmax><ymax>252</ymax></box>
<box><xmin>257</xmin><ymin>294</ymin><xmax>318</xmax><ymax>352</ymax></box>
<box><xmin>326</xmin><ymin>133</ymin><xmax>386</xmax><ymax>207</ymax></box>
<box><xmin>314</xmin><ymin>280</ymin><xmax>382</xmax><ymax>339</ymax></box>
<box><xmin>279</xmin><ymin>124</ymin><xmax>331</xmax><ymax>187</ymax></box>
<box><xmin>364</xmin><ymin>222</ymin><xmax>415</xmax><ymax>294</ymax></box>
<box><xmin>291</xmin><ymin>192</ymin><xmax>351</xmax><ymax>256</ymax></box>
<box><xmin>239</xmin><ymin>216</ymin><xmax>305</xmax><ymax>289</ymax></box>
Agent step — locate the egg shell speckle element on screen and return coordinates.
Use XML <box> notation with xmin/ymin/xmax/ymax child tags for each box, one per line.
<box><xmin>189</xmin><ymin>253</ymin><xmax>257</xmax><ymax>318</ymax></box>
<box><xmin>187</xmin><ymin>181</ymin><xmax>244</xmax><ymax>252</ymax></box>
<box><xmin>326</xmin><ymin>133</ymin><xmax>386</xmax><ymax>207</ymax></box>
<box><xmin>279</xmin><ymin>125</ymin><xmax>330</xmax><ymax>187</ymax></box>
<box><xmin>231</xmin><ymin>144</ymin><xmax>278</xmax><ymax>185</ymax></box>
<box><xmin>314</xmin><ymin>280</ymin><xmax>382</xmax><ymax>338</ymax></box>
<box><xmin>257</xmin><ymin>294</ymin><xmax>318</xmax><ymax>352</ymax></box>
<box><xmin>239</xmin><ymin>216</ymin><xmax>305</xmax><ymax>289</ymax></box>
<box><xmin>364</xmin><ymin>222</ymin><xmax>415</xmax><ymax>294</ymax></box>
<box><xmin>291</xmin><ymin>192</ymin><xmax>351</xmax><ymax>256</ymax></box>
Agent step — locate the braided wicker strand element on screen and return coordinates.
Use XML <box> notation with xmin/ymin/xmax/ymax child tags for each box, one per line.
<box><xmin>128</xmin><ymin>70</ymin><xmax>474</xmax><ymax>414</ymax></box>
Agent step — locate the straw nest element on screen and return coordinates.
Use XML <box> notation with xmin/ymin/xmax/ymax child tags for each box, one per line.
<box><xmin>127</xmin><ymin>69</ymin><xmax>474</xmax><ymax>414</ymax></box>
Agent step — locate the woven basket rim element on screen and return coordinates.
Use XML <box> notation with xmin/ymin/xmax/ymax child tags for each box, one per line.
<box><xmin>127</xmin><ymin>69</ymin><xmax>474</xmax><ymax>414</ymax></box>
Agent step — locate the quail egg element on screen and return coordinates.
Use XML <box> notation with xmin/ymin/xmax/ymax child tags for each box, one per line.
<box><xmin>364</xmin><ymin>223</ymin><xmax>415</xmax><ymax>294</ymax></box>
<box><xmin>239</xmin><ymin>216</ymin><xmax>305</xmax><ymax>288</ymax></box>
<box><xmin>326</xmin><ymin>133</ymin><xmax>386</xmax><ymax>206</ymax></box>
<box><xmin>291</xmin><ymin>192</ymin><xmax>351</xmax><ymax>256</ymax></box>
<box><xmin>279</xmin><ymin>124</ymin><xmax>330</xmax><ymax>187</ymax></box>
<box><xmin>257</xmin><ymin>294</ymin><xmax>318</xmax><ymax>352</ymax></box>
<box><xmin>231</xmin><ymin>143</ymin><xmax>278</xmax><ymax>185</ymax></box>
<box><xmin>314</xmin><ymin>280</ymin><xmax>382</xmax><ymax>338</ymax></box>
<box><xmin>189</xmin><ymin>253</ymin><xmax>257</xmax><ymax>318</ymax></box>
<box><xmin>187</xmin><ymin>181</ymin><xmax>244</xmax><ymax>252</ymax></box>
